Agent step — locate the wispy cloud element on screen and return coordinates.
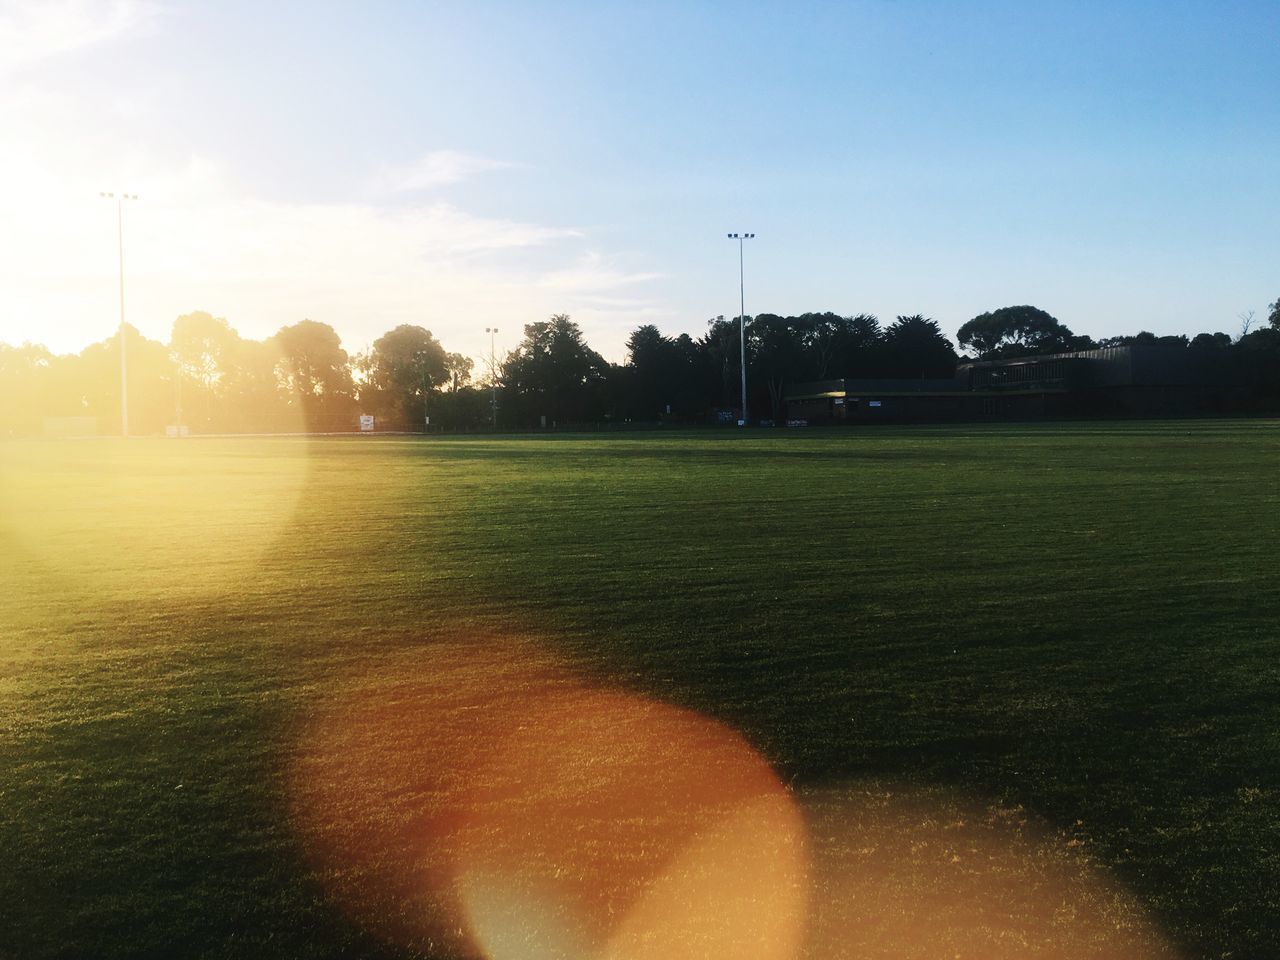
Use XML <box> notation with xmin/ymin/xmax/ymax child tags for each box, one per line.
<box><xmin>0</xmin><ymin>15</ymin><xmax>658</xmax><ymax>364</ymax></box>
<box><xmin>0</xmin><ymin>150</ymin><xmax>659</xmax><ymax>362</ymax></box>
<box><xmin>0</xmin><ymin>0</ymin><xmax>154</xmax><ymax>74</ymax></box>
<box><xmin>382</xmin><ymin>150</ymin><xmax>518</xmax><ymax>192</ymax></box>
<box><xmin>537</xmin><ymin>252</ymin><xmax>663</xmax><ymax>292</ymax></box>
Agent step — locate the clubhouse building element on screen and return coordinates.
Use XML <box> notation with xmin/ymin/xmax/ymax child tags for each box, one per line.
<box><xmin>784</xmin><ymin>344</ymin><xmax>1238</xmax><ymax>423</ymax></box>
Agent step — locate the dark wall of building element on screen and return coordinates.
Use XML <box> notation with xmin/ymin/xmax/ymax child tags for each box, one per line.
<box><xmin>785</xmin><ymin>344</ymin><xmax>1247</xmax><ymax>423</ymax></box>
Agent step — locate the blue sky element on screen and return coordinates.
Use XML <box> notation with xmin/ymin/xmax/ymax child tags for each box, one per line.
<box><xmin>1</xmin><ymin>0</ymin><xmax>1277</xmax><ymax>362</ymax></box>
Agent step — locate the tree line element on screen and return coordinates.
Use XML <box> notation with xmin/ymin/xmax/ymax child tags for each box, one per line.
<box><xmin>0</xmin><ymin>313</ymin><xmax>486</xmax><ymax>436</ymax></box>
<box><xmin>2</xmin><ymin>298</ymin><xmax>1278</xmax><ymax>435</ymax></box>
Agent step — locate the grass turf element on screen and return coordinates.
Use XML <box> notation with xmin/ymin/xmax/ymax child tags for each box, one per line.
<box><xmin>2</xmin><ymin>421</ymin><xmax>1278</xmax><ymax>958</ymax></box>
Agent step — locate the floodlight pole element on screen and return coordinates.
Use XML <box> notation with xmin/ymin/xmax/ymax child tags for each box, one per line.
<box><xmin>727</xmin><ymin>232</ymin><xmax>754</xmax><ymax>425</ymax></box>
<box><xmin>101</xmin><ymin>192</ymin><xmax>137</xmax><ymax>436</ymax></box>
<box><xmin>174</xmin><ymin>353</ymin><xmax>183</xmax><ymax>427</ymax></box>
<box><xmin>416</xmin><ymin>351</ymin><xmax>432</xmax><ymax>432</ymax></box>
<box><xmin>485</xmin><ymin>326</ymin><xmax>498</xmax><ymax>427</ymax></box>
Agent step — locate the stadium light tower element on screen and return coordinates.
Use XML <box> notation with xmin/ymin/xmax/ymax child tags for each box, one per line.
<box><xmin>727</xmin><ymin>233</ymin><xmax>754</xmax><ymax>425</ymax></box>
<box><xmin>101</xmin><ymin>191</ymin><xmax>138</xmax><ymax>436</ymax></box>
<box><xmin>415</xmin><ymin>350</ymin><xmax>433</xmax><ymax>432</ymax></box>
<box><xmin>484</xmin><ymin>327</ymin><xmax>499</xmax><ymax>427</ymax></box>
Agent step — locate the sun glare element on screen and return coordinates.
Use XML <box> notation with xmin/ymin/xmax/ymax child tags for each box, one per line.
<box><xmin>0</xmin><ymin>437</ymin><xmax>310</xmax><ymax>602</ymax></box>
<box><xmin>800</xmin><ymin>782</ymin><xmax>1181</xmax><ymax>960</ymax></box>
<box><xmin>290</xmin><ymin>640</ymin><xmax>809</xmax><ymax>959</ymax></box>
<box><xmin>453</xmin><ymin>688</ymin><xmax>809</xmax><ymax>960</ymax></box>
<box><xmin>290</xmin><ymin>639</ymin><xmax>1182</xmax><ymax>960</ymax></box>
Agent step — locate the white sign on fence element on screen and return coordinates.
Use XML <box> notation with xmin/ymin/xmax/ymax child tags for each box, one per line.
<box><xmin>359</xmin><ymin>415</ymin><xmax>375</xmax><ymax>432</ymax></box>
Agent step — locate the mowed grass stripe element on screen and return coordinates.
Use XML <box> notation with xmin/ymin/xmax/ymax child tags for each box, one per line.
<box><xmin>1</xmin><ymin>421</ymin><xmax>1278</xmax><ymax>958</ymax></box>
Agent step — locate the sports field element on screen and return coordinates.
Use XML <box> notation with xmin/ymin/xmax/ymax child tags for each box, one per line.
<box><xmin>2</xmin><ymin>422</ymin><xmax>1278</xmax><ymax>959</ymax></box>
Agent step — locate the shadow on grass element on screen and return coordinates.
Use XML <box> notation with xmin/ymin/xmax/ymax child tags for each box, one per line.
<box><xmin>0</xmin><ymin>590</ymin><xmax>420</xmax><ymax>960</ymax></box>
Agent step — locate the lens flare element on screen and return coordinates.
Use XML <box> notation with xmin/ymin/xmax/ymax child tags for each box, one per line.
<box><xmin>454</xmin><ymin>688</ymin><xmax>808</xmax><ymax>960</ymax></box>
<box><xmin>0</xmin><ymin>437</ymin><xmax>309</xmax><ymax>601</ymax></box>
<box><xmin>291</xmin><ymin>644</ymin><xmax>1180</xmax><ymax>960</ymax></box>
<box><xmin>289</xmin><ymin>641</ymin><xmax>579</xmax><ymax>953</ymax></box>
<box><xmin>288</xmin><ymin>641</ymin><xmax>809</xmax><ymax>959</ymax></box>
<box><xmin>799</xmin><ymin>782</ymin><xmax>1180</xmax><ymax>960</ymax></box>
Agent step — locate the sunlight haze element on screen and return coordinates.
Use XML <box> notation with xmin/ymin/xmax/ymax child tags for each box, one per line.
<box><xmin>2</xmin><ymin>0</ymin><xmax>1277</xmax><ymax>364</ymax></box>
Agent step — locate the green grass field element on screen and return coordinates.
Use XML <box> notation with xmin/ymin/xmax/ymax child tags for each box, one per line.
<box><xmin>3</xmin><ymin>422</ymin><xmax>1278</xmax><ymax>959</ymax></box>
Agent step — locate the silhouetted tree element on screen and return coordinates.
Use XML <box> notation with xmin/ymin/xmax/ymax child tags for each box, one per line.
<box><xmin>623</xmin><ymin>324</ymin><xmax>672</xmax><ymax>420</ymax></box>
<box><xmin>1099</xmin><ymin>331</ymin><xmax>1152</xmax><ymax>348</ymax></box>
<box><xmin>443</xmin><ymin>352</ymin><xmax>474</xmax><ymax>392</ymax></box>
<box><xmin>957</xmin><ymin>305</ymin><xmax>1089</xmax><ymax>358</ymax></box>
<box><xmin>750</xmin><ymin>313</ymin><xmax>812</xmax><ymax>421</ymax></box>
<box><xmin>668</xmin><ymin>333</ymin><xmax>706</xmax><ymax>419</ymax></box>
<box><xmin>809</xmin><ymin>312</ymin><xmax>881</xmax><ymax>378</ymax></box>
<box><xmin>272</xmin><ymin>320</ymin><xmax>356</xmax><ymax>429</ymax></box>
<box><xmin>1190</xmin><ymin>332</ymin><xmax>1233</xmax><ymax>351</ymax></box>
<box><xmin>1234</xmin><ymin>327</ymin><xmax>1280</xmax><ymax>404</ymax></box>
<box><xmin>619</xmin><ymin>324</ymin><xmax>703</xmax><ymax>421</ymax></box>
<box><xmin>502</xmin><ymin>314</ymin><xmax>610</xmax><ymax>426</ymax></box>
<box><xmin>881</xmin><ymin>315</ymin><xmax>957</xmax><ymax>379</ymax></box>
<box><xmin>1238</xmin><ymin>310</ymin><xmax>1256</xmax><ymax>339</ymax></box>
<box><xmin>223</xmin><ymin>337</ymin><xmax>291</xmax><ymax>431</ymax></box>
<box><xmin>431</xmin><ymin>384</ymin><xmax>491</xmax><ymax>429</ymax></box>
<box><xmin>1268</xmin><ymin>298</ymin><xmax>1280</xmax><ymax>330</ymax></box>
<box><xmin>76</xmin><ymin>325</ymin><xmax>177</xmax><ymax>434</ymax></box>
<box><xmin>170</xmin><ymin>311</ymin><xmax>241</xmax><ymax>429</ymax></box>
<box><xmin>0</xmin><ymin>343</ymin><xmax>67</xmax><ymax>435</ymax></box>
<box><xmin>358</xmin><ymin>324</ymin><xmax>448</xmax><ymax>427</ymax></box>
<box><xmin>700</xmin><ymin>315</ymin><xmax>745</xmax><ymax>412</ymax></box>
<box><xmin>2</xmin><ymin>315</ymin><xmax>492</xmax><ymax>433</ymax></box>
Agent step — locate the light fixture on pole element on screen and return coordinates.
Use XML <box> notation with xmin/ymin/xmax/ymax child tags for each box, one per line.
<box><xmin>484</xmin><ymin>327</ymin><xmax>499</xmax><ymax>427</ymax></box>
<box><xmin>101</xmin><ymin>191</ymin><xmax>138</xmax><ymax>436</ymax></box>
<box><xmin>726</xmin><ymin>233</ymin><xmax>754</xmax><ymax>425</ymax></box>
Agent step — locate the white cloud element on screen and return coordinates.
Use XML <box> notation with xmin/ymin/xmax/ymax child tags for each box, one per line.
<box><xmin>0</xmin><ymin>0</ymin><xmax>154</xmax><ymax>74</ymax></box>
<box><xmin>381</xmin><ymin>150</ymin><xmax>518</xmax><ymax>192</ymax></box>
<box><xmin>0</xmin><ymin>14</ymin><xmax>660</xmax><ymax>366</ymax></box>
<box><xmin>0</xmin><ymin>150</ymin><xmax>659</xmax><ymax>364</ymax></box>
<box><xmin>537</xmin><ymin>252</ymin><xmax>663</xmax><ymax>292</ymax></box>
